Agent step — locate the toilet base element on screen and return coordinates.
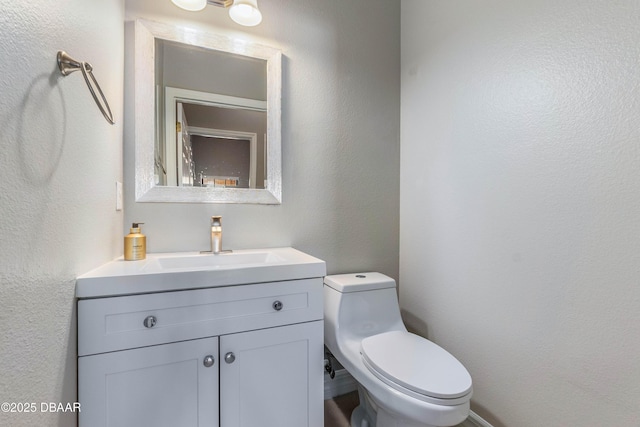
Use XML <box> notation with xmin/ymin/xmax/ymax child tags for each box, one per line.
<box><xmin>350</xmin><ymin>405</ymin><xmax>370</xmax><ymax>427</ymax></box>
<box><xmin>350</xmin><ymin>386</ymin><xmax>376</xmax><ymax>427</ymax></box>
<box><xmin>351</xmin><ymin>385</ymin><xmax>449</xmax><ymax>427</ymax></box>
<box><xmin>376</xmin><ymin>407</ymin><xmax>439</xmax><ymax>427</ymax></box>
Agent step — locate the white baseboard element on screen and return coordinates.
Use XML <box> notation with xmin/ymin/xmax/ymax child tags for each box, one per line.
<box><xmin>324</xmin><ymin>369</ymin><xmax>358</xmax><ymax>400</ymax></box>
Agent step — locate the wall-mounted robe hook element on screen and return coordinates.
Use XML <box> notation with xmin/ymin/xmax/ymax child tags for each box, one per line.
<box><xmin>57</xmin><ymin>51</ymin><xmax>115</xmax><ymax>125</ymax></box>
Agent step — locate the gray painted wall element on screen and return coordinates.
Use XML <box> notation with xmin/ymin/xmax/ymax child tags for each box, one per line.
<box><xmin>401</xmin><ymin>1</ymin><xmax>640</xmax><ymax>426</ymax></box>
<box><xmin>0</xmin><ymin>1</ymin><xmax>124</xmax><ymax>426</ymax></box>
<box><xmin>124</xmin><ymin>0</ymin><xmax>401</xmax><ymax>276</ymax></box>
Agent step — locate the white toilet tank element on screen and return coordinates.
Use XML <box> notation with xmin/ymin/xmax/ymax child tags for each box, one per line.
<box><xmin>324</xmin><ymin>273</ymin><xmax>406</xmax><ymax>344</ymax></box>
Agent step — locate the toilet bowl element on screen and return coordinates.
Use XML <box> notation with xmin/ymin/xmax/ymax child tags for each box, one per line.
<box><xmin>324</xmin><ymin>272</ymin><xmax>472</xmax><ymax>427</ymax></box>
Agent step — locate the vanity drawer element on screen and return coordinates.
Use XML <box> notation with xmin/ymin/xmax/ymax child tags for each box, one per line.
<box><xmin>78</xmin><ymin>278</ymin><xmax>322</xmax><ymax>356</ymax></box>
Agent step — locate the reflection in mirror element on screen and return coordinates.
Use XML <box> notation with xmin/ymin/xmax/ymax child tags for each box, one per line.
<box><xmin>172</xmin><ymin>102</ymin><xmax>267</xmax><ymax>189</ymax></box>
<box><xmin>134</xmin><ymin>19</ymin><xmax>282</xmax><ymax>204</ymax></box>
<box><xmin>162</xmin><ymin>87</ymin><xmax>267</xmax><ymax>189</ymax></box>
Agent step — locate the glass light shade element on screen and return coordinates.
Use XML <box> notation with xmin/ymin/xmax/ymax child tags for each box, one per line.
<box><xmin>229</xmin><ymin>0</ymin><xmax>262</xmax><ymax>26</ymax></box>
<box><xmin>171</xmin><ymin>0</ymin><xmax>207</xmax><ymax>11</ymax></box>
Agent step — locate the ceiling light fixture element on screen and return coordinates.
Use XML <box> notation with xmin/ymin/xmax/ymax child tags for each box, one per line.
<box><xmin>229</xmin><ymin>0</ymin><xmax>262</xmax><ymax>27</ymax></box>
<box><xmin>171</xmin><ymin>0</ymin><xmax>208</xmax><ymax>12</ymax></box>
<box><xmin>171</xmin><ymin>0</ymin><xmax>262</xmax><ymax>27</ymax></box>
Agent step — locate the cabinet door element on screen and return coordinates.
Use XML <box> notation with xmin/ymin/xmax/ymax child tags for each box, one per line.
<box><xmin>220</xmin><ymin>321</ymin><xmax>323</xmax><ymax>427</ymax></box>
<box><xmin>78</xmin><ymin>337</ymin><xmax>219</xmax><ymax>427</ymax></box>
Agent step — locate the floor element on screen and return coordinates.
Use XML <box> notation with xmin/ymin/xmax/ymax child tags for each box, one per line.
<box><xmin>323</xmin><ymin>391</ymin><xmax>468</xmax><ymax>427</ymax></box>
<box><xmin>324</xmin><ymin>391</ymin><xmax>359</xmax><ymax>427</ymax></box>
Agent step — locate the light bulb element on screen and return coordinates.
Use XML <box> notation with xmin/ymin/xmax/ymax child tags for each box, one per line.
<box><xmin>171</xmin><ymin>0</ymin><xmax>207</xmax><ymax>12</ymax></box>
<box><xmin>229</xmin><ymin>0</ymin><xmax>262</xmax><ymax>26</ymax></box>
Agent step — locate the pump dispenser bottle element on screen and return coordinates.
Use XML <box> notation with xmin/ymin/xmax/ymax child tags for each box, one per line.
<box><xmin>124</xmin><ymin>223</ymin><xmax>146</xmax><ymax>261</ymax></box>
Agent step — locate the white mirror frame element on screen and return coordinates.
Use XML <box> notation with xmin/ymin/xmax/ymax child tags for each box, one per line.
<box><xmin>134</xmin><ymin>19</ymin><xmax>282</xmax><ymax>204</ymax></box>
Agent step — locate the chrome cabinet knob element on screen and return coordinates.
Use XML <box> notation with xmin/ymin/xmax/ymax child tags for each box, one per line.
<box><xmin>224</xmin><ymin>352</ymin><xmax>236</xmax><ymax>364</ymax></box>
<box><xmin>203</xmin><ymin>355</ymin><xmax>215</xmax><ymax>368</ymax></box>
<box><xmin>272</xmin><ymin>300</ymin><xmax>283</xmax><ymax>311</ymax></box>
<box><xmin>143</xmin><ymin>315</ymin><xmax>157</xmax><ymax>328</ymax></box>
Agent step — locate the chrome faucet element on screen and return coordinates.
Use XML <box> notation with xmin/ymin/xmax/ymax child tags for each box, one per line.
<box><xmin>210</xmin><ymin>216</ymin><xmax>223</xmax><ymax>254</ymax></box>
<box><xmin>201</xmin><ymin>216</ymin><xmax>232</xmax><ymax>255</ymax></box>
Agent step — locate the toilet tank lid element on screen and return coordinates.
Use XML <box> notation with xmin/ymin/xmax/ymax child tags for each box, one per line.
<box><xmin>324</xmin><ymin>272</ymin><xmax>396</xmax><ymax>292</ymax></box>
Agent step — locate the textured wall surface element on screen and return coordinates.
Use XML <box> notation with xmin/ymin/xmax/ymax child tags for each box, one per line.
<box><xmin>124</xmin><ymin>0</ymin><xmax>401</xmax><ymax>277</ymax></box>
<box><xmin>400</xmin><ymin>1</ymin><xmax>640</xmax><ymax>426</ymax></box>
<box><xmin>0</xmin><ymin>1</ymin><xmax>124</xmax><ymax>426</ymax></box>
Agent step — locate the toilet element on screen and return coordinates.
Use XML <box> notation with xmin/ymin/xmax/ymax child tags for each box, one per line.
<box><xmin>324</xmin><ymin>272</ymin><xmax>472</xmax><ymax>427</ymax></box>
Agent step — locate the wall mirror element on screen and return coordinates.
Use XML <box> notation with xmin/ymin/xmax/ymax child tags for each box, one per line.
<box><xmin>135</xmin><ymin>19</ymin><xmax>282</xmax><ymax>204</ymax></box>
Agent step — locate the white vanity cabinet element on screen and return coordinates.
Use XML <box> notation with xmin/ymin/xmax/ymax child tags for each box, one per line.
<box><xmin>220</xmin><ymin>321</ymin><xmax>323</xmax><ymax>427</ymax></box>
<box><xmin>77</xmin><ymin>274</ymin><xmax>324</xmax><ymax>427</ymax></box>
<box><xmin>78</xmin><ymin>336</ymin><xmax>220</xmax><ymax>426</ymax></box>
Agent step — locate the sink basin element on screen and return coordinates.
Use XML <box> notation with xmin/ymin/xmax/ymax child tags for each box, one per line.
<box><xmin>157</xmin><ymin>251</ymin><xmax>285</xmax><ymax>270</ymax></box>
<box><xmin>76</xmin><ymin>247</ymin><xmax>326</xmax><ymax>298</ymax></box>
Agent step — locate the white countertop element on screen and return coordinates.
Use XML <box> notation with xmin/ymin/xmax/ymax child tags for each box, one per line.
<box><xmin>76</xmin><ymin>247</ymin><xmax>326</xmax><ymax>298</ymax></box>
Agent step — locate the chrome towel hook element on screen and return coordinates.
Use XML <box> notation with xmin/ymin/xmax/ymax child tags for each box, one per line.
<box><xmin>57</xmin><ymin>51</ymin><xmax>115</xmax><ymax>125</ymax></box>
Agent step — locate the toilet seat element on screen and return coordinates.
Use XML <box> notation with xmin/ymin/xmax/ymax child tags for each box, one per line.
<box><xmin>360</xmin><ymin>331</ymin><xmax>472</xmax><ymax>405</ymax></box>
